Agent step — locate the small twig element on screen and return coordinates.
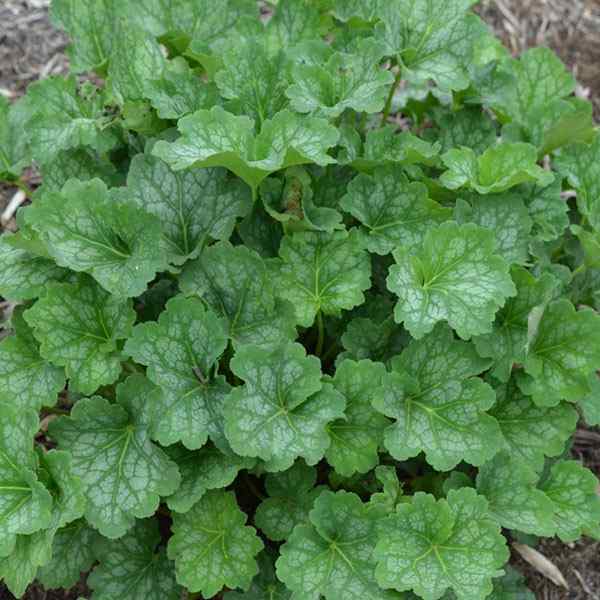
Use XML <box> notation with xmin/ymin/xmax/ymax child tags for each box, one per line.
<box><xmin>572</xmin><ymin>568</ymin><xmax>600</xmax><ymax>600</ymax></box>
<box><xmin>1</xmin><ymin>188</ymin><xmax>26</xmax><ymax>226</ymax></box>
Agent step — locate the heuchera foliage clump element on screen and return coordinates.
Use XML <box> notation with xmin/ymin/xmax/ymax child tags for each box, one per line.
<box><xmin>1</xmin><ymin>0</ymin><xmax>600</xmax><ymax>598</ymax></box>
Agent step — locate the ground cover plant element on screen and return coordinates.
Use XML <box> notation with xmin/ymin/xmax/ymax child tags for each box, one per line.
<box><xmin>0</xmin><ymin>0</ymin><xmax>600</xmax><ymax>598</ymax></box>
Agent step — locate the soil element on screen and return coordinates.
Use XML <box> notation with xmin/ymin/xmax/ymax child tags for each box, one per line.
<box><xmin>1</xmin><ymin>1</ymin><xmax>599</xmax><ymax>598</ymax></box>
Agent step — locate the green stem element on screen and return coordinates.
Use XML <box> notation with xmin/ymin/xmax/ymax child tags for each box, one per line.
<box><xmin>13</xmin><ymin>179</ymin><xmax>32</xmax><ymax>197</ymax></box>
<box><xmin>315</xmin><ymin>311</ymin><xmax>325</xmax><ymax>357</ymax></box>
<box><xmin>572</xmin><ymin>263</ymin><xmax>587</xmax><ymax>278</ymax></box>
<box><xmin>321</xmin><ymin>341</ymin><xmax>339</xmax><ymax>365</ymax></box>
<box><xmin>381</xmin><ymin>68</ymin><xmax>402</xmax><ymax>126</ymax></box>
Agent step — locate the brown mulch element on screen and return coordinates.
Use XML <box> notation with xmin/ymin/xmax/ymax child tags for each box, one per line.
<box><xmin>1</xmin><ymin>1</ymin><xmax>600</xmax><ymax>599</ymax></box>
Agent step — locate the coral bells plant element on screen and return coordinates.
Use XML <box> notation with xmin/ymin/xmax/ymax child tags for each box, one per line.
<box><xmin>1</xmin><ymin>0</ymin><xmax>600</xmax><ymax>598</ymax></box>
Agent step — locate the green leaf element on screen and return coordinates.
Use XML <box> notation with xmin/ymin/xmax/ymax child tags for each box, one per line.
<box><xmin>152</xmin><ymin>107</ymin><xmax>339</xmax><ymax>195</ymax></box>
<box><xmin>277</xmin><ymin>490</ymin><xmax>400</xmax><ymax>600</ymax></box>
<box><xmin>375</xmin><ymin>0</ymin><xmax>486</xmax><ymax>91</ymax></box>
<box><xmin>146</xmin><ymin>57</ymin><xmax>219</xmax><ymax>120</ymax></box>
<box><xmin>440</xmin><ymin>143</ymin><xmax>554</xmax><ymax>194</ymax></box>
<box><xmin>0</xmin><ymin>402</ymin><xmax>52</xmax><ymax>557</ymax></box>
<box><xmin>40</xmin><ymin>148</ymin><xmax>121</xmax><ymax>192</ymax></box>
<box><xmin>325</xmin><ymin>359</ymin><xmax>389</xmax><ymax>476</ymax></box>
<box><xmin>255</xmin><ymin>461</ymin><xmax>324</xmax><ymax>541</ymax></box>
<box><xmin>0</xmin><ymin>96</ymin><xmax>31</xmax><ymax>179</ymax></box>
<box><xmin>434</xmin><ymin>107</ymin><xmax>497</xmax><ymax>155</ymax></box>
<box><xmin>374</xmin><ymin>488</ymin><xmax>509</xmax><ymax>600</ymax></box>
<box><xmin>483</xmin><ymin>47</ymin><xmax>594</xmax><ymax>152</ymax></box>
<box><xmin>0</xmin><ymin>449</ymin><xmax>87</xmax><ymax>597</ymax></box>
<box><xmin>541</xmin><ymin>461</ymin><xmax>600</xmax><ymax>542</ymax></box>
<box><xmin>88</xmin><ymin>518</ymin><xmax>182</xmax><ymax>600</ymax></box>
<box><xmin>23</xmin><ymin>77</ymin><xmax>118</xmax><ymax>165</ymax></box>
<box><xmin>215</xmin><ymin>39</ymin><xmax>290</xmax><ymax>124</ymax></box>
<box><xmin>579</xmin><ymin>374</ymin><xmax>600</xmax><ymax>426</ymax></box>
<box><xmin>108</xmin><ymin>23</ymin><xmax>166</xmax><ymax>104</ymax></box>
<box><xmin>0</xmin><ymin>308</ymin><xmax>65</xmax><ymax>411</ymax></box>
<box><xmin>341</xmin><ymin>167</ymin><xmax>451</xmax><ymax>255</ymax></box>
<box><xmin>260</xmin><ymin>165</ymin><xmax>344</xmax><ymax>233</ymax></box>
<box><xmin>346</xmin><ymin>127</ymin><xmax>441</xmax><ymax>170</ymax></box>
<box><xmin>454</xmin><ymin>195</ymin><xmax>532</xmax><ymax>265</ymax></box>
<box><xmin>519</xmin><ymin>299</ymin><xmax>600</xmax><ymax>405</ymax></box>
<box><xmin>126</xmin><ymin>155</ymin><xmax>251</xmax><ymax>264</ymax></box>
<box><xmin>555</xmin><ymin>135</ymin><xmax>600</xmax><ymax>231</ymax></box>
<box><xmin>224</xmin><ymin>551</ymin><xmax>296</xmax><ymax>599</ymax></box>
<box><xmin>166</xmin><ymin>444</ymin><xmax>254</xmax><ymax>513</ymax></box>
<box><xmin>490</xmin><ymin>379</ymin><xmax>577</xmax><ymax>473</ymax></box>
<box><xmin>267</xmin><ymin>0</ymin><xmax>322</xmax><ymax>48</ymax></box>
<box><xmin>488</xmin><ymin>567</ymin><xmax>535</xmax><ymax>600</ymax></box>
<box><xmin>476</xmin><ymin>452</ymin><xmax>555</xmax><ymax>536</ymax></box>
<box><xmin>180</xmin><ymin>242</ymin><xmax>296</xmax><ymax>347</ymax></box>
<box><xmin>275</xmin><ymin>229</ymin><xmax>372</xmax><ymax>327</ymax></box>
<box><xmin>48</xmin><ymin>375</ymin><xmax>181</xmax><ymax>538</ymax></box>
<box><xmin>124</xmin><ymin>295</ymin><xmax>229</xmax><ymax>450</ymax></box>
<box><xmin>168</xmin><ymin>489</ymin><xmax>263</xmax><ymax>598</ymax></box>
<box><xmin>387</xmin><ymin>222</ymin><xmax>516</xmax><ymax>340</ymax></box>
<box><xmin>24</xmin><ymin>277</ymin><xmax>135</xmax><ymax>395</ymax></box>
<box><xmin>473</xmin><ymin>267</ymin><xmax>559</xmax><ymax>382</ymax></box>
<box><xmin>287</xmin><ymin>38</ymin><xmax>394</xmax><ymax>118</ymax></box>
<box><xmin>51</xmin><ymin>0</ymin><xmax>116</xmax><ymax>71</ymax></box>
<box><xmin>26</xmin><ymin>178</ymin><xmax>166</xmax><ymax>298</ymax></box>
<box><xmin>0</xmin><ymin>234</ymin><xmax>68</xmax><ymax>301</ymax></box>
<box><xmin>224</xmin><ymin>342</ymin><xmax>345</xmax><ymax>471</ymax></box>
<box><xmin>37</xmin><ymin>520</ymin><xmax>99</xmax><ymax>590</ymax></box>
<box><xmin>340</xmin><ymin>315</ymin><xmax>407</xmax><ymax>365</ymax></box>
<box><xmin>374</xmin><ymin>325</ymin><xmax>502</xmax><ymax>471</ymax></box>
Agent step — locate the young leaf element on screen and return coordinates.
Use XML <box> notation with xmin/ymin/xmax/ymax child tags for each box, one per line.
<box><xmin>125</xmin><ymin>155</ymin><xmax>251</xmax><ymax>264</ymax></box>
<box><xmin>277</xmin><ymin>490</ymin><xmax>400</xmax><ymax>600</ymax></box>
<box><xmin>165</xmin><ymin>444</ymin><xmax>254</xmax><ymax>513</ymax></box>
<box><xmin>374</xmin><ymin>488</ymin><xmax>509</xmax><ymax>599</ymax></box>
<box><xmin>124</xmin><ymin>295</ymin><xmax>230</xmax><ymax>450</ymax></box>
<box><xmin>152</xmin><ymin>107</ymin><xmax>339</xmax><ymax>195</ymax></box>
<box><xmin>440</xmin><ymin>143</ymin><xmax>554</xmax><ymax>194</ymax></box>
<box><xmin>540</xmin><ymin>461</ymin><xmax>600</xmax><ymax>542</ymax></box>
<box><xmin>168</xmin><ymin>489</ymin><xmax>264</xmax><ymax>598</ymax></box>
<box><xmin>0</xmin><ymin>308</ymin><xmax>65</xmax><ymax>411</ymax></box>
<box><xmin>255</xmin><ymin>461</ymin><xmax>325</xmax><ymax>541</ymax></box>
<box><xmin>474</xmin><ymin>267</ymin><xmax>559</xmax><ymax>382</ymax></box>
<box><xmin>324</xmin><ymin>359</ymin><xmax>389</xmax><ymax>476</ymax></box>
<box><xmin>387</xmin><ymin>222</ymin><xmax>516</xmax><ymax>340</ymax></box>
<box><xmin>490</xmin><ymin>379</ymin><xmax>578</xmax><ymax>473</ymax></box>
<box><xmin>224</xmin><ymin>342</ymin><xmax>345</xmax><ymax>471</ymax></box>
<box><xmin>88</xmin><ymin>518</ymin><xmax>182</xmax><ymax>600</ymax></box>
<box><xmin>180</xmin><ymin>242</ymin><xmax>297</xmax><ymax>347</ymax></box>
<box><xmin>0</xmin><ymin>402</ymin><xmax>52</xmax><ymax>557</ymax></box>
<box><xmin>25</xmin><ymin>178</ymin><xmax>166</xmax><ymax>298</ymax></box>
<box><xmin>24</xmin><ymin>277</ymin><xmax>135</xmax><ymax>395</ymax></box>
<box><xmin>374</xmin><ymin>325</ymin><xmax>502</xmax><ymax>471</ymax></box>
<box><xmin>286</xmin><ymin>38</ymin><xmax>394</xmax><ymax>118</ymax></box>
<box><xmin>275</xmin><ymin>229</ymin><xmax>372</xmax><ymax>327</ymax></box>
<box><xmin>519</xmin><ymin>299</ymin><xmax>600</xmax><ymax>406</ymax></box>
<box><xmin>476</xmin><ymin>452</ymin><xmax>555</xmax><ymax>536</ymax></box>
<box><xmin>48</xmin><ymin>375</ymin><xmax>181</xmax><ymax>538</ymax></box>
<box><xmin>341</xmin><ymin>168</ymin><xmax>451</xmax><ymax>255</ymax></box>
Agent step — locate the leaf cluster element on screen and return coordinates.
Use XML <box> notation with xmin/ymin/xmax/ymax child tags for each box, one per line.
<box><xmin>0</xmin><ymin>0</ymin><xmax>599</xmax><ymax>598</ymax></box>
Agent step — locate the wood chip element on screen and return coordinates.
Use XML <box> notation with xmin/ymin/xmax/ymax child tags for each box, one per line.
<box><xmin>0</xmin><ymin>188</ymin><xmax>26</xmax><ymax>226</ymax></box>
<box><xmin>512</xmin><ymin>542</ymin><xmax>570</xmax><ymax>589</ymax></box>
